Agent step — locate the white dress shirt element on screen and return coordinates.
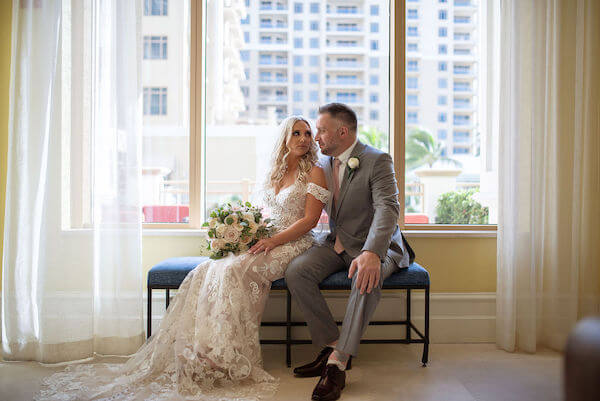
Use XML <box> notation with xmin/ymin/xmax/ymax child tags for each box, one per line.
<box><xmin>334</xmin><ymin>136</ymin><xmax>359</xmax><ymax>190</ymax></box>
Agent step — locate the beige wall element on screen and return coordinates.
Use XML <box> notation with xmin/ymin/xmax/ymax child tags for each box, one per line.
<box><xmin>0</xmin><ymin>2</ymin><xmax>497</xmax><ymax>293</ymax></box>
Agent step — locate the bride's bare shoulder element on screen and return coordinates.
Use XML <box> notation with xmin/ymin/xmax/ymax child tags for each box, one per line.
<box><xmin>308</xmin><ymin>165</ymin><xmax>327</xmax><ymax>189</ymax></box>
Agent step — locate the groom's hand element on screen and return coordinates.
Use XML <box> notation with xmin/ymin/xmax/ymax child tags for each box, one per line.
<box><xmin>348</xmin><ymin>251</ymin><xmax>381</xmax><ymax>295</ymax></box>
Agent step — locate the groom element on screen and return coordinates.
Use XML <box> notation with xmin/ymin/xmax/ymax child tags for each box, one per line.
<box><xmin>285</xmin><ymin>103</ymin><xmax>415</xmax><ymax>401</ymax></box>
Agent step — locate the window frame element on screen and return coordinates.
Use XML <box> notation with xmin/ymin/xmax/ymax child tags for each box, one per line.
<box><xmin>143</xmin><ymin>0</ymin><xmax>497</xmax><ymax>232</ymax></box>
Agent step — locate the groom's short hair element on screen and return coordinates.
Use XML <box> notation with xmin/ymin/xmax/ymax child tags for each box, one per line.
<box><xmin>318</xmin><ymin>103</ymin><xmax>358</xmax><ymax>135</ymax></box>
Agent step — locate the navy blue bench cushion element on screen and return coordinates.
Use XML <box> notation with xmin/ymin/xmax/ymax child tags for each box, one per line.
<box><xmin>148</xmin><ymin>256</ymin><xmax>429</xmax><ymax>289</ymax></box>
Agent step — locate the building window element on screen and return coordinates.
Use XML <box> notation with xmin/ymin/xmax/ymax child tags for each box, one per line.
<box><xmin>407</xmin><ymin>26</ymin><xmax>418</xmax><ymax>37</ymax></box>
<box><xmin>438</xmin><ymin>95</ymin><xmax>447</xmax><ymax>105</ymax></box>
<box><xmin>370</xmin><ymin>57</ymin><xmax>379</xmax><ymax>68</ymax></box>
<box><xmin>407</xmin><ymin>9</ymin><xmax>418</xmax><ymax>19</ymax></box>
<box><xmin>294</xmin><ymin>20</ymin><xmax>302</xmax><ymax>30</ymax></box>
<box><xmin>407</xmin><ymin>94</ymin><xmax>418</xmax><ymax>106</ymax></box>
<box><xmin>310</xmin><ymin>38</ymin><xmax>319</xmax><ymax>48</ymax></box>
<box><xmin>438</xmin><ymin>129</ymin><xmax>448</xmax><ymax>139</ymax></box>
<box><xmin>370</xmin><ymin>110</ymin><xmax>379</xmax><ymax>120</ymax></box>
<box><xmin>453</xmin><ymin>131</ymin><xmax>470</xmax><ymax>142</ymax></box>
<box><xmin>438</xmin><ymin>78</ymin><xmax>448</xmax><ymax>88</ymax></box>
<box><xmin>439</xmin><ymin>9</ymin><xmax>447</xmax><ymax>20</ymax></box>
<box><xmin>294</xmin><ymin>2</ymin><xmax>303</xmax><ymax>12</ymax></box>
<box><xmin>310</xmin><ymin>55</ymin><xmax>319</xmax><ymax>66</ymax></box>
<box><xmin>407</xmin><ymin>112</ymin><xmax>418</xmax><ymax>124</ymax></box>
<box><xmin>293</xmin><ymin>90</ymin><xmax>302</xmax><ymax>101</ymax></box>
<box><xmin>453</xmin><ymin>114</ymin><xmax>471</xmax><ymax>125</ymax></box>
<box><xmin>294</xmin><ymin>55</ymin><xmax>302</xmax><ymax>66</ymax></box>
<box><xmin>309</xmin><ymin>110</ymin><xmax>317</xmax><ymax>119</ymax></box>
<box><xmin>244</xmin><ymin>32</ymin><xmax>250</xmax><ymax>43</ymax></box>
<box><xmin>453</xmin><ymin>147</ymin><xmax>469</xmax><ymax>154</ymax></box>
<box><xmin>309</xmin><ymin>73</ymin><xmax>319</xmax><ymax>83</ymax></box>
<box><xmin>294</xmin><ymin>38</ymin><xmax>303</xmax><ymax>48</ymax></box>
<box><xmin>241</xmin><ymin>14</ymin><xmax>250</xmax><ymax>24</ymax></box>
<box><xmin>371</xmin><ymin>23</ymin><xmax>379</xmax><ymax>33</ymax></box>
<box><xmin>310</xmin><ymin>21</ymin><xmax>319</xmax><ymax>30</ymax></box>
<box><xmin>439</xmin><ymin>44</ymin><xmax>448</xmax><ymax>54</ymax></box>
<box><xmin>407</xmin><ymin>77</ymin><xmax>418</xmax><ymax>89</ymax></box>
<box><xmin>143</xmin><ymin>36</ymin><xmax>168</xmax><ymax>59</ymax></box>
<box><xmin>407</xmin><ymin>60</ymin><xmax>418</xmax><ymax>71</ymax></box>
<box><xmin>240</xmin><ymin>50</ymin><xmax>250</xmax><ymax>61</ymax></box>
<box><xmin>143</xmin><ymin>87</ymin><xmax>167</xmax><ymax>115</ymax></box>
<box><xmin>309</xmin><ymin>90</ymin><xmax>318</xmax><ymax>101</ymax></box>
<box><xmin>370</xmin><ymin>5</ymin><xmax>379</xmax><ymax>15</ymax></box>
<box><xmin>370</xmin><ymin>75</ymin><xmax>379</xmax><ymax>85</ymax></box>
<box><xmin>294</xmin><ymin>73</ymin><xmax>302</xmax><ymax>83</ymax></box>
<box><xmin>144</xmin><ymin>0</ymin><xmax>168</xmax><ymax>16</ymax></box>
<box><xmin>439</xmin><ymin>27</ymin><xmax>447</xmax><ymax>37</ymax></box>
<box><xmin>371</xmin><ymin>40</ymin><xmax>379</xmax><ymax>50</ymax></box>
<box><xmin>310</xmin><ymin>2</ymin><xmax>319</xmax><ymax>13</ymax></box>
<box><xmin>438</xmin><ymin>112</ymin><xmax>447</xmax><ymax>122</ymax></box>
<box><xmin>407</xmin><ymin>42</ymin><xmax>418</xmax><ymax>52</ymax></box>
<box><xmin>370</xmin><ymin>93</ymin><xmax>379</xmax><ymax>103</ymax></box>
<box><xmin>438</xmin><ymin>61</ymin><xmax>447</xmax><ymax>71</ymax></box>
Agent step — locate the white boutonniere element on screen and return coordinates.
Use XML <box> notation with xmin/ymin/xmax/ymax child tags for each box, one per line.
<box><xmin>347</xmin><ymin>157</ymin><xmax>360</xmax><ymax>171</ymax></box>
<box><xmin>347</xmin><ymin>157</ymin><xmax>360</xmax><ymax>179</ymax></box>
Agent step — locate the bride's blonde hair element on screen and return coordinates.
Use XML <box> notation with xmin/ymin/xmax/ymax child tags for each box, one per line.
<box><xmin>266</xmin><ymin>116</ymin><xmax>319</xmax><ymax>189</ymax></box>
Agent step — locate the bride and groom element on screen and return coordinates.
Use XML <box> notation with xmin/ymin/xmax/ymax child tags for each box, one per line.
<box><xmin>37</xmin><ymin>102</ymin><xmax>415</xmax><ymax>401</ymax></box>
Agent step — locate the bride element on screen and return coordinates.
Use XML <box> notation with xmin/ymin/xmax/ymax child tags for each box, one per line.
<box><xmin>35</xmin><ymin>116</ymin><xmax>330</xmax><ymax>401</ymax></box>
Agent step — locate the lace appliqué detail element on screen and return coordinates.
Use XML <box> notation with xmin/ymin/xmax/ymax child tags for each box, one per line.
<box><xmin>35</xmin><ymin>179</ymin><xmax>320</xmax><ymax>401</ymax></box>
<box><xmin>306</xmin><ymin>182</ymin><xmax>331</xmax><ymax>204</ymax></box>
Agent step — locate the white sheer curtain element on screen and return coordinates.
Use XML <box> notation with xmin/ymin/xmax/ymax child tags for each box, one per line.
<box><xmin>496</xmin><ymin>0</ymin><xmax>600</xmax><ymax>353</ymax></box>
<box><xmin>2</xmin><ymin>0</ymin><xmax>143</xmax><ymax>363</ymax></box>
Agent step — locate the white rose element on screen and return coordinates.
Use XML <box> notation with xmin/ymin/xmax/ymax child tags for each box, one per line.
<box><xmin>247</xmin><ymin>220</ymin><xmax>259</xmax><ymax>234</ymax></box>
<box><xmin>211</xmin><ymin>239</ymin><xmax>225</xmax><ymax>251</ymax></box>
<box><xmin>239</xmin><ymin>243</ymin><xmax>249</xmax><ymax>252</ymax></box>
<box><xmin>224</xmin><ymin>214</ymin><xmax>238</xmax><ymax>225</ymax></box>
<box><xmin>240</xmin><ymin>235</ymin><xmax>252</xmax><ymax>245</ymax></box>
<box><xmin>208</xmin><ymin>218</ymin><xmax>217</xmax><ymax>229</ymax></box>
<box><xmin>223</xmin><ymin>226</ymin><xmax>241</xmax><ymax>243</ymax></box>
<box><xmin>215</xmin><ymin>224</ymin><xmax>227</xmax><ymax>238</ymax></box>
<box><xmin>348</xmin><ymin>157</ymin><xmax>360</xmax><ymax>169</ymax></box>
<box><xmin>242</xmin><ymin>212</ymin><xmax>256</xmax><ymax>224</ymax></box>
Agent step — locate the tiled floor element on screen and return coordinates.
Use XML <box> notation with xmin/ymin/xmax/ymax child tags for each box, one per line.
<box><xmin>0</xmin><ymin>344</ymin><xmax>562</xmax><ymax>401</ymax></box>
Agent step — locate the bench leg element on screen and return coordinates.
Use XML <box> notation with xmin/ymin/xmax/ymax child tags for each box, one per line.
<box><xmin>166</xmin><ymin>289</ymin><xmax>170</xmax><ymax>309</ymax></box>
<box><xmin>406</xmin><ymin>289</ymin><xmax>411</xmax><ymax>341</ymax></box>
<box><xmin>147</xmin><ymin>287</ymin><xmax>152</xmax><ymax>339</ymax></box>
<box><xmin>422</xmin><ymin>286</ymin><xmax>430</xmax><ymax>366</ymax></box>
<box><xmin>286</xmin><ymin>289</ymin><xmax>292</xmax><ymax>368</ymax></box>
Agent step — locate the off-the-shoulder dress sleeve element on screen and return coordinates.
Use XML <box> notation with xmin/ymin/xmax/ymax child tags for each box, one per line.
<box><xmin>306</xmin><ymin>182</ymin><xmax>331</xmax><ymax>204</ymax></box>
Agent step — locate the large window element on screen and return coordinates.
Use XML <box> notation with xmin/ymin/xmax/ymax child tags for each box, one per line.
<box><xmin>134</xmin><ymin>0</ymin><xmax>497</xmax><ymax>229</ymax></box>
<box><xmin>404</xmin><ymin>0</ymin><xmax>497</xmax><ymax>226</ymax></box>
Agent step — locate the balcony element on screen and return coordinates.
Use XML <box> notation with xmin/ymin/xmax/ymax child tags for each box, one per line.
<box><xmin>259</xmin><ymin>22</ymin><xmax>288</xmax><ymax>29</ymax></box>
<box><xmin>326</xmin><ymin>61</ymin><xmax>363</xmax><ymax>69</ymax></box>
<box><xmin>327</xmin><ymin>26</ymin><xmax>361</xmax><ymax>32</ymax></box>
<box><xmin>258</xmin><ymin>77</ymin><xmax>288</xmax><ymax>83</ymax></box>
<box><xmin>326</xmin><ymin>78</ymin><xmax>364</xmax><ymax>85</ymax></box>
<box><xmin>258</xmin><ymin>95</ymin><xmax>288</xmax><ymax>103</ymax></box>
<box><xmin>326</xmin><ymin>96</ymin><xmax>363</xmax><ymax>104</ymax></box>
<box><xmin>259</xmin><ymin>4</ymin><xmax>288</xmax><ymax>12</ymax></box>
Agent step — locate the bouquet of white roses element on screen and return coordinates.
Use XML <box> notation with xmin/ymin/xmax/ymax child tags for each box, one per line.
<box><xmin>202</xmin><ymin>201</ymin><xmax>274</xmax><ymax>260</ymax></box>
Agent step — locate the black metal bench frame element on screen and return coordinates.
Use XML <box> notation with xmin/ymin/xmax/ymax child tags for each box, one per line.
<box><xmin>148</xmin><ymin>283</ymin><xmax>430</xmax><ymax>368</ymax></box>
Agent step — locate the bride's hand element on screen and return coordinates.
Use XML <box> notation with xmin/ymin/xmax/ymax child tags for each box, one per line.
<box><xmin>248</xmin><ymin>238</ymin><xmax>279</xmax><ymax>254</ymax></box>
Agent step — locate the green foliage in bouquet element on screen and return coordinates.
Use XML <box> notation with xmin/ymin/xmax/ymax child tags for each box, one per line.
<box><xmin>202</xmin><ymin>201</ymin><xmax>274</xmax><ymax>259</ymax></box>
<box><xmin>435</xmin><ymin>189</ymin><xmax>489</xmax><ymax>224</ymax></box>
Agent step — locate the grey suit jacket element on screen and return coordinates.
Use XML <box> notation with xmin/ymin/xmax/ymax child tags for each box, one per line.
<box><xmin>317</xmin><ymin>141</ymin><xmax>415</xmax><ymax>268</ymax></box>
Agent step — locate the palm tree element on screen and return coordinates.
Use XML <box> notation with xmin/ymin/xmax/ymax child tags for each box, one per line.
<box><xmin>359</xmin><ymin>126</ymin><xmax>388</xmax><ymax>152</ymax></box>
<box><xmin>405</xmin><ymin>128</ymin><xmax>462</xmax><ymax>170</ymax></box>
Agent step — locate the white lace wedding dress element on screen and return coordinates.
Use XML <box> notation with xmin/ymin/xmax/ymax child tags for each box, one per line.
<box><xmin>35</xmin><ymin>180</ymin><xmax>330</xmax><ymax>401</ymax></box>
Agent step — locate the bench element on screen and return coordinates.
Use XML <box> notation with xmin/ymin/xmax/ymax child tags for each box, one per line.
<box><xmin>147</xmin><ymin>256</ymin><xmax>430</xmax><ymax>367</ymax></box>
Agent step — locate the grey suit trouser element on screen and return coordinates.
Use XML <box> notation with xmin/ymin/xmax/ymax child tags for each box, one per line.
<box><xmin>285</xmin><ymin>244</ymin><xmax>399</xmax><ymax>357</ymax></box>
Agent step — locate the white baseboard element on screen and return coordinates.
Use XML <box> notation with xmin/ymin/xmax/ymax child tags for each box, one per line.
<box><xmin>0</xmin><ymin>290</ymin><xmax>495</xmax><ymax>344</ymax></box>
<box><xmin>145</xmin><ymin>290</ymin><xmax>496</xmax><ymax>343</ymax></box>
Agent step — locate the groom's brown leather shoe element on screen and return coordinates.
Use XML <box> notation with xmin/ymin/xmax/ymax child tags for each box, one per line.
<box><xmin>311</xmin><ymin>364</ymin><xmax>346</xmax><ymax>401</ymax></box>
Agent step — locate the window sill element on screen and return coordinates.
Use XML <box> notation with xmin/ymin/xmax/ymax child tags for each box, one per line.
<box><xmin>141</xmin><ymin>228</ymin><xmax>497</xmax><ymax>238</ymax></box>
